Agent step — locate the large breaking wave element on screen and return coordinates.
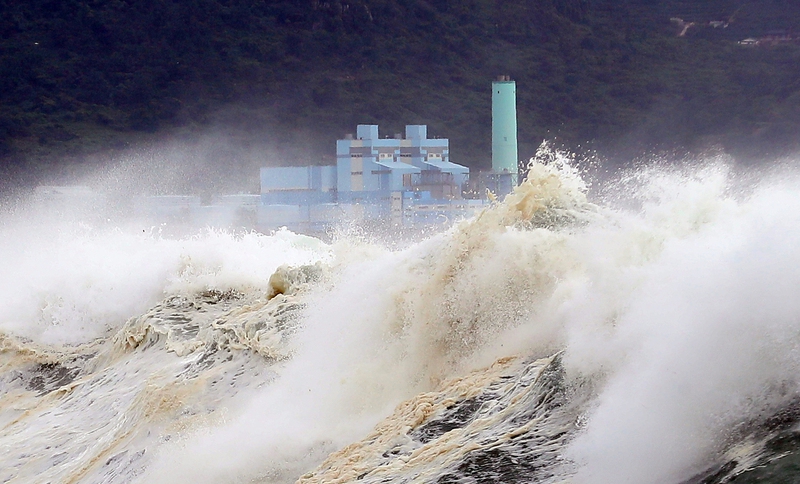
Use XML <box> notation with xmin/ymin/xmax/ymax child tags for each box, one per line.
<box><xmin>2</xmin><ymin>149</ymin><xmax>800</xmax><ymax>484</ymax></box>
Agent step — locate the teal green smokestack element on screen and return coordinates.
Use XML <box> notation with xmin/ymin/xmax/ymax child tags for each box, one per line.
<box><xmin>492</xmin><ymin>76</ymin><xmax>518</xmax><ymax>180</ymax></box>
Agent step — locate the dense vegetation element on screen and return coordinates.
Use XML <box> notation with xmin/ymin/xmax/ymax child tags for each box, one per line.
<box><xmin>2</xmin><ymin>0</ymin><xmax>800</xmax><ymax>190</ymax></box>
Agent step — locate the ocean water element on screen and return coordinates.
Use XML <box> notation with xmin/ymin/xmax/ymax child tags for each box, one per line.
<box><xmin>2</xmin><ymin>150</ymin><xmax>800</xmax><ymax>484</ymax></box>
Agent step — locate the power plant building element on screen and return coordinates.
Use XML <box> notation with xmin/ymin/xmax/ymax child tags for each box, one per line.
<box><xmin>258</xmin><ymin>124</ymin><xmax>474</xmax><ymax>231</ymax></box>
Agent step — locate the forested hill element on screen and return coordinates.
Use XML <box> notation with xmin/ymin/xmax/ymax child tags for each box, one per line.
<box><xmin>2</xmin><ymin>0</ymin><xmax>800</xmax><ymax>189</ymax></box>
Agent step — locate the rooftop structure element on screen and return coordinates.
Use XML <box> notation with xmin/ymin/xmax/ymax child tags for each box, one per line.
<box><xmin>336</xmin><ymin>124</ymin><xmax>468</xmax><ymax>200</ymax></box>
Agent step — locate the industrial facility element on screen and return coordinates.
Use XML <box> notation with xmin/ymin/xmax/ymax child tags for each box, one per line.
<box><xmin>256</xmin><ymin>76</ymin><xmax>520</xmax><ymax>233</ymax></box>
<box><xmin>35</xmin><ymin>78</ymin><xmax>522</xmax><ymax>235</ymax></box>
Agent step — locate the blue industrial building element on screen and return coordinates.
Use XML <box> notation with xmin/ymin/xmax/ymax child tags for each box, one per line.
<box><xmin>258</xmin><ymin>124</ymin><xmax>475</xmax><ymax>231</ymax></box>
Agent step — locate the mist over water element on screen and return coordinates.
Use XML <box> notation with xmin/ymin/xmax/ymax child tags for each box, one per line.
<box><xmin>2</xmin><ymin>150</ymin><xmax>800</xmax><ymax>483</ymax></box>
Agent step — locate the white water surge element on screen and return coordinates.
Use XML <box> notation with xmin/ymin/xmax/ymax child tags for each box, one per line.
<box><xmin>2</xmin><ymin>151</ymin><xmax>800</xmax><ymax>484</ymax></box>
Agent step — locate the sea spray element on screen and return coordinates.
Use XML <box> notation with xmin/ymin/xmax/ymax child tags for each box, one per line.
<box><xmin>562</xmin><ymin>166</ymin><xmax>800</xmax><ymax>484</ymax></box>
<box><xmin>3</xmin><ymin>151</ymin><xmax>800</xmax><ymax>483</ymax></box>
<box><xmin>292</xmin><ymin>154</ymin><xmax>800</xmax><ymax>484</ymax></box>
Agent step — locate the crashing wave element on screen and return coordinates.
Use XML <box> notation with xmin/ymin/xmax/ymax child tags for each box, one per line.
<box><xmin>3</xmin><ymin>147</ymin><xmax>800</xmax><ymax>483</ymax></box>
<box><xmin>0</xmin><ymin>262</ymin><xmax>321</xmax><ymax>484</ymax></box>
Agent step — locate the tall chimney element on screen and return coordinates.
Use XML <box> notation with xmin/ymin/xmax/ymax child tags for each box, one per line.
<box><xmin>492</xmin><ymin>76</ymin><xmax>518</xmax><ymax>183</ymax></box>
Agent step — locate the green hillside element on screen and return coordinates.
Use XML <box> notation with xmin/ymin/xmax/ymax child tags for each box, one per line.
<box><xmin>2</xmin><ymin>0</ymin><xmax>800</xmax><ymax>190</ymax></box>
